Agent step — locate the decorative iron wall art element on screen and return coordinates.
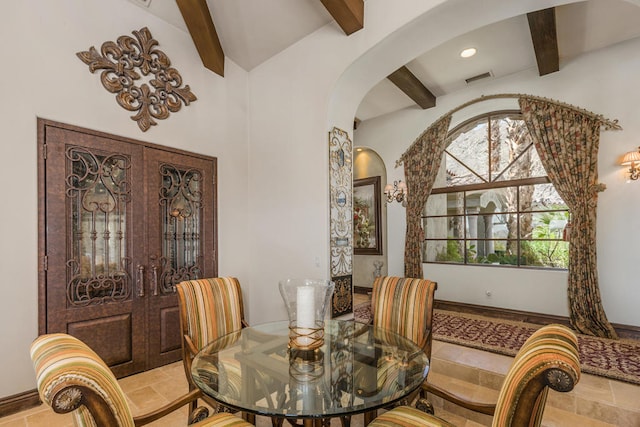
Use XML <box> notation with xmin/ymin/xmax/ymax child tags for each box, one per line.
<box><xmin>329</xmin><ymin>127</ymin><xmax>353</xmax><ymax>317</ymax></box>
<box><xmin>77</xmin><ymin>27</ymin><xmax>196</xmax><ymax>132</ymax></box>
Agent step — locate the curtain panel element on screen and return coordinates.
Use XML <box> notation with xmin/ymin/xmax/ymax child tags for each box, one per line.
<box><xmin>401</xmin><ymin>116</ymin><xmax>451</xmax><ymax>279</ymax></box>
<box><xmin>519</xmin><ymin>97</ymin><xmax>617</xmax><ymax>339</ymax></box>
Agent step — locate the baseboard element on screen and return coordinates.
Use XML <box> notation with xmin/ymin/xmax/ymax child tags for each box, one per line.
<box><xmin>0</xmin><ymin>389</ymin><xmax>40</xmax><ymax>418</ymax></box>
<box><xmin>353</xmin><ymin>286</ymin><xmax>371</xmax><ymax>295</ymax></box>
<box><xmin>435</xmin><ymin>300</ymin><xmax>640</xmax><ymax>341</ymax></box>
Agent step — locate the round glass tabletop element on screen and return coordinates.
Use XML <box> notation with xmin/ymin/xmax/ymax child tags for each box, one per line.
<box><xmin>191</xmin><ymin>320</ymin><xmax>429</xmax><ymax>420</ymax></box>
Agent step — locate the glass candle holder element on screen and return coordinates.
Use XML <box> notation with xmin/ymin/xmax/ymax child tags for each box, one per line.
<box><xmin>279</xmin><ymin>278</ymin><xmax>335</xmax><ymax>350</ymax></box>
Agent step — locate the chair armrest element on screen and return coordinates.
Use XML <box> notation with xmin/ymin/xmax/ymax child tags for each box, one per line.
<box><xmin>133</xmin><ymin>389</ymin><xmax>203</xmax><ymax>426</ymax></box>
<box><xmin>422</xmin><ymin>381</ymin><xmax>496</xmax><ymax>416</ymax></box>
<box><xmin>184</xmin><ymin>335</ymin><xmax>200</xmax><ymax>358</ymax></box>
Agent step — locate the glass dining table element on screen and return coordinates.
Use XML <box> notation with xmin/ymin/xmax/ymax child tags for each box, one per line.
<box><xmin>191</xmin><ymin>320</ymin><xmax>430</xmax><ymax>426</ymax></box>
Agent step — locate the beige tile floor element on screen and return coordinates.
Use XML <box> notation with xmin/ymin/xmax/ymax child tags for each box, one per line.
<box><xmin>2</xmin><ymin>293</ymin><xmax>639</xmax><ymax>426</ymax></box>
<box><xmin>427</xmin><ymin>341</ymin><xmax>640</xmax><ymax>427</ymax></box>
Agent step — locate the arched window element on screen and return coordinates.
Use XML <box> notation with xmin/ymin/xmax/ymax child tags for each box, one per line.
<box><xmin>423</xmin><ymin>111</ymin><xmax>569</xmax><ymax>269</ymax></box>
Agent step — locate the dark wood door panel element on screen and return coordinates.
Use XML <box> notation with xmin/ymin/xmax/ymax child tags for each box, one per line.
<box><xmin>68</xmin><ymin>314</ymin><xmax>134</xmax><ymax>365</ymax></box>
<box><xmin>42</xmin><ymin>122</ymin><xmax>146</xmax><ymax>377</ymax></box>
<box><xmin>159</xmin><ymin>305</ymin><xmax>182</xmax><ymax>354</ymax></box>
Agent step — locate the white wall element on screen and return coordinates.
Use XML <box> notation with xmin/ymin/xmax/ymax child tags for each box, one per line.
<box><xmin>355</xmin><ymin>37</ymin><xmax>640</xmax><ymax>322</ymax></box>
<box><xmin>0</xmin><ymin>0</ymin><xmax>249</xmax><ymax>398</ymax></box>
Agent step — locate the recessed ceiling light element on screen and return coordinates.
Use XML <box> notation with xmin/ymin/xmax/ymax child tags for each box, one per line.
<box><xmin>460</xmin><ymin>48</ymin><xmax>477</xmax><ymax>58</ymax></box>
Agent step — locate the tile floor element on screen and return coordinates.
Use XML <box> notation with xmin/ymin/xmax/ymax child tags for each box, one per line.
<box><xmin>427</xmin><ymin>340</ymin><xmax>640</xmax><ymax>427</ymax></box>
<box><xmin>2</xmin><ymin>293</ymin><xmax>639</xmax><ymax>426</ymax></box>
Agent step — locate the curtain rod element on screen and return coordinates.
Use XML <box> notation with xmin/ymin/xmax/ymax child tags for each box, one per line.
<box><xmin>396</xmin><ymin>93</ymin><xmax>622</xmax><ymax>167</ymax></box>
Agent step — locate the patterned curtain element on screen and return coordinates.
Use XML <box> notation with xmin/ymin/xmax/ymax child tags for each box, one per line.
<box><xmin>400</xmin><ymin>117</ymin><xmax>452</xmax><ymax>278</ymax></box>
<box><xmin>519</xmin><ymin>97</ymin><xmax>617</xmax><ymax>339</ymax></box>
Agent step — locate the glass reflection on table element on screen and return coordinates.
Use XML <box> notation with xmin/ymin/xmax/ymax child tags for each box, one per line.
<box><xmin>191</xmin><ymin>319</ymin><xmax>429</xmax><ymax>422</ymax></box>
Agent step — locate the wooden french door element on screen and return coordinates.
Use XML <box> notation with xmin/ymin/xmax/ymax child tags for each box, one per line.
<box><xmin>145</xmin><ymin>148</ymin><xmax>216</xmax><ymax>368</ymax></box>
<box><xmin>39</xmin><ymin>120</ymin><xmax>217</xmax><ymax>377</ymax></box>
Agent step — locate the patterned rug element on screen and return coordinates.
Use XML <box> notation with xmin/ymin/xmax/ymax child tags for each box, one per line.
<box><xmin>353</xmin><ymin>303</ymin><xmax>640</xmax><ymax>385</ymax></box>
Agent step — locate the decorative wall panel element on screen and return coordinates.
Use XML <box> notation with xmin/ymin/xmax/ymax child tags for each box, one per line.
<box><xmin>77</xmin><ymin>27</ymin><xmax>196</xmax><ymax>132</ymax></box>
<box><xmin>329</xmin><ymin>127</ymin><xmax>353</xmax><ymax>317</ymax></box>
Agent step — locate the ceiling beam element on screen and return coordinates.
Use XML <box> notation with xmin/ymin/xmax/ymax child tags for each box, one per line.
<box><xmin>527</xmin><ymin>8</ymin><xmax>559</xmax><ymax>76</ymax></box>
<box><xmin>387</xmin><ymin>66</ymin><xmax>436</xmax><ymax>109</ymax></box>
<box><xmin>320</xmin><ymin>0</ymin><xmax>364</xmax><ymax>35</ymax></box>
<box><xmin>176</xmin><ymin>0</ymin><xmax>225</xmax><ymax>77</ymax></box>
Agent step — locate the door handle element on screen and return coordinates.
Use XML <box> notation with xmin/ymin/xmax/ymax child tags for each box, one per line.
<box><xmin>151</xmin><ymin>264</ymin><xmax>159</xmax><ymax>296</ymax></box>
<box><xmin>136</xmin><ymin>265</ymin><xmax>145</xmax><ymax>297</ymax></box>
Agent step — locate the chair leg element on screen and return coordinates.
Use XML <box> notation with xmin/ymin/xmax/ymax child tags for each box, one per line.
<box><xmin>186</xmin><ymin>383</ymin><xmax>198</xmax><ymax>416</ymax></box>
<box><xmin>243</xmin><ymin>412</ymin><xmax>256</xmax><ymax>424</ymax></box>
<box><xmin>363</xmin><ymin>410</ymin><xmax>377</xmax><ymax>426</ymax></box>
<box><xmin>188</xmin><ymin>398</ymin><xmax>198</xmax><ymax>417</ymax></box>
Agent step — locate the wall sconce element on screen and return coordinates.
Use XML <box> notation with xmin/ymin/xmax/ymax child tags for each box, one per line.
<box><xmin>384</xmin><ymin>180</ymin><xmax>407</xmax><ymax>205</ymax></box>
<box><xmin>621</xmin><ymin>147</ymin><xmax>640</xmax><ymax>181</ymax></box>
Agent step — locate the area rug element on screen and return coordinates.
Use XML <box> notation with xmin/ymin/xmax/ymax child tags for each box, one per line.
<box><xmin>353</xmin><ymin>303</ymin><xmax>640</xmax><ymax>386</ymax></box>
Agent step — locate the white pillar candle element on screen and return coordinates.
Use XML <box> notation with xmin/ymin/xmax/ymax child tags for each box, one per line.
<box><xmin>296</xmin><ymin>286</ymin><xmax>315</xmax><ymax>346</ymax></box>
<box><xmin>297</xmin><ymin>286</ymin><xmax>316</xmax><ymax>328</ymax></box>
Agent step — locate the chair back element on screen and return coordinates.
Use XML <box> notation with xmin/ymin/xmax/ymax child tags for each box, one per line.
<box><xmin>30</xmin><ymin>333</ymin><xmax>135</xmax><ymax>427</ymax></box>
<box><xmin>493</xmin><ymin>324</ymin><xmax>580</xmax><ymax>427</ymax></box>
<box><xmin>371</xmin><ymin>276</ymin><xmax>437</xmax><ymax>358</ymax></box>
<box><xmin>177</xmin><ymin>277</ymin><xmax>246</xmax><ymax>353</ymax></box>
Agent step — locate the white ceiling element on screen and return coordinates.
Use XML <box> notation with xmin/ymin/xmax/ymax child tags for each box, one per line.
<box><xmin>129</xmin><ymin>0</ymin><xmax>334</xmax><ymax>70</ymax></box>
<box><xmin>131</xmin><ymin>0</ymin><xmax>640</xmax><ymax>122</ymax></box>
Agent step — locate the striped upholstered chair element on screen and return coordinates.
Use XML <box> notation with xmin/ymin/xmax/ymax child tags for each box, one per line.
<box><xmin>369</xmin><ymin>324</ymin><xmax>581</xmax><ymax>427</ymax></box>
<box><xmin>176</xmin><ymin>277</ymin><xmax>249</xmax><ymax>416</ymax></box>
<box><xmin>356</xmin><ymin>276</ymin><xmax>437</xmax><ymax>424</ymax></box>
<box><xmin>371</xmin><ymin>276</ymin><xmax>438</xmax><ymax>360</ymax></box>
<box><xmin>31</xmin><ymin>333</ymin><xmax>252</xmax><ymax>427</ymax></box>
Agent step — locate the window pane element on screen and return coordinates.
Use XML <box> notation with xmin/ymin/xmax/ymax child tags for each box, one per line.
<box><xmin>464</xmin><ymin>187</ymin><xmax>514</xmax><ymax>215</ymax></box>
<box><xmin>424</xmin><ymin>240</ymin><xmax>464</xmax><ymax>263</ymax></box>
<box><xmin>494</xmin><ymin>145</ymin><xmax>546</xmax><ymax>181</ymax></box>
<box><xmin>424</xmin><ymin>217</ymin><xmax>454</xmax><ymax>239</ymax></box>
<box><xmin>446</xmin><ymin>118</ymin><xmax>489</xmax><ymax>184</ymax></box>
<box><xmin>520</xmin><ymin>240</ymin><xmax>569</xmax><ymax>268</ymax></box>
<box><xmin>466</xmin><ymin>240</ymin><xmax>515</xmax><ymax>264</ymax></box>
<box><xmin>519</xmin><ymin>184</ymin><xmax>568</xmax><ymax>211</ymax></box>
<box><xmin>476</xmin><ymin>213</ymin><xmax>509</xmax><ymax>239</ymax></box>
<box><xmin>425</xmin><ymin>193</ymin><xmax>450</xmax><ymax>217</ymax></box>
<box><xmin>426</xmin><ymin>193</ymin><xmax>465</xmax><ymax>239</ymax></box>
<box><xmin>519</xmin><ymin>212</ymin><xmax>568</xmax><ymax>240</ymax></box>
<box><xmin>490</xmin><ymin>116</ymin><xmax>531</xmax><ymax>178</ymax></box>
<box><xmin>443</xmin><ymin>152</ymin><xmax>486</xmax><ymax>186</ymax></box>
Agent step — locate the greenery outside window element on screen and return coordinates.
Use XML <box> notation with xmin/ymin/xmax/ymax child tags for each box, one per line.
<box><xmin>422</xmin><ymin>111</ymin><xmax>569</xmax><ymax>269</ymax></box>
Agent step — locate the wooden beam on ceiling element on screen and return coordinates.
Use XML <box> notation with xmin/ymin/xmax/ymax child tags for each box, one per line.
<box><xmin>176</xmin><ymin>0</ymin><xmax>225</xmax><ymax>77</ymax></box>
<box><xmin>387</xmin><ymin>66</ymin><xmax>436</xmax><ymax>109</ymax></box>
<box><xmin>320</xmin><ymin>0</ymin><xmax>364</xmax><ymax>35</ymax></box>
<box><xmin>527</xmin><ymin>8</ymin><xmax>559</xmax><ymax>76</ymax></box>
